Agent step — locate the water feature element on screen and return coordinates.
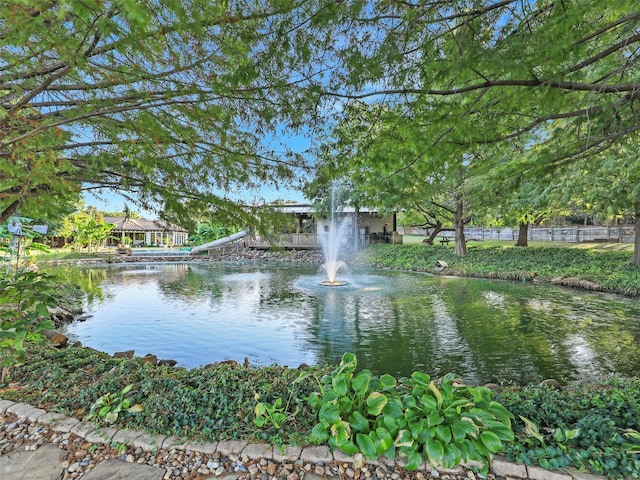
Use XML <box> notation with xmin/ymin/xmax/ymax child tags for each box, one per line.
<box><xmin>318</xmin><ymin>183</ymin><xmax>351</xmax><ymax>286</ymax></box>
<box><xmin>318</xmin><ymin>217</ymin><xmax>350</xmax><ymax>286</ymax></box>
<box><xmin>63</xmin><ymin>262</ymin><xmax>640</xmax><ymax>385</ymax></box>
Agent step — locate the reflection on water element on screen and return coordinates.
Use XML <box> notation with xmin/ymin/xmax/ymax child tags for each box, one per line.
<box><xmin>63</xmin><ymin>263</ymin><xmax>640</xmax><ymax>384</ymax></box>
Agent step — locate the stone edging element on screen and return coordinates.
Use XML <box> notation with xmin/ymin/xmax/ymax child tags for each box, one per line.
<box><xmin>0</xmin><ymin>397</ymin><xmax>606</xmax><ymax>480</ymax></box>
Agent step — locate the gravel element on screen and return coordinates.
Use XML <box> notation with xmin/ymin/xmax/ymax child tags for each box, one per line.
<box><xmin>0</xmin><ymin>413</ymin><xmax>508</xmax><ymax>480</ymax></box>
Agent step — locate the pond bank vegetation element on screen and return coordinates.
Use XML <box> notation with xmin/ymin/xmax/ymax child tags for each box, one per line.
<box><xmin>358</xmin><ymin>243</ymin><xmax>640</xmax><ymax>297</ymax></box>
<box><xmin>1</xmin><ymin>243</ymin><xmax>639</xmax><ymax>478</ymax></box>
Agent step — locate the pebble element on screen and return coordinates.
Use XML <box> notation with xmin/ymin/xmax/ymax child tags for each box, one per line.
<box><xmin>0</xmin><ymin>411</ymin><xmax>508</xmax><ymax>480</ymax></box>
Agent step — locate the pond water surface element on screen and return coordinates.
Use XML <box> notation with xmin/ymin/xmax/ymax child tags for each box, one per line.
<box><xmin>63</xmin><ymin>262</ymin><xmax>640</xmax><ymax>385</ymax></box>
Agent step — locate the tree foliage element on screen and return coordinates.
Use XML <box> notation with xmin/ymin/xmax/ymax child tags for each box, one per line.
<box><xmin>2</xmin><ymin>0</ymin><xmax>639</xmax><ymax>261</ymax></box>
<box><xmin>0</xmin><ymin>0</ymin><xmax>320</xmax><ymax>227</ymax></box>
<box><xmin>303</xmin><ymin>0</ymin><xmax>640</xmax><ymax>260</ymax></box>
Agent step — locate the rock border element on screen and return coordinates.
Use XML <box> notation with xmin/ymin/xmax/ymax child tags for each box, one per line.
<box><xmin>0</xmin><ymin>397</ymin><xmax>608</xmax><ymax>480</ymax></box>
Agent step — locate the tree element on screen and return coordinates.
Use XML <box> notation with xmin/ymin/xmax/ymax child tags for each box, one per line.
<box><xmin>1</xmin><ymin>0</ymin><xmax>321</xmax><ymax>227</ymax></box>
<box><xmin>58</xmin><ymin>206</ymin><xmax>113</xmax><ymax>253</ymax></box>
<box><xmin>545</xmin><ymin>142</ymin><xmax>640</xmax><ymax>264</ymax></box>
<box><xmin>309</xmin><ymin>102</ymin><xmax>482</xmax><ymax>255</ymax></box>
<box><xmin>301</xmin><ymin>0</ymin><xmax>640</xmax><ymax>260</ymax></box>
<box><xmin>314</xmin><ymin>0</ymin><xmax>640</xmax><ymax>160</ymax></box>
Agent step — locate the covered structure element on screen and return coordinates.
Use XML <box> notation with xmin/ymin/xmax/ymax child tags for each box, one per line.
<box><xmin>104</xmin><ymin>217</ymin><xmax>188</xmax><ymax>246</ymax></box>
<box><xmin>249</xmin><ymin>204</ymin><xmax>398</xmax><ymax>249</ymax></box>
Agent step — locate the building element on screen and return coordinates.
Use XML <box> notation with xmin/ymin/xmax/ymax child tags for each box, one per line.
<box><xmin>249</xmin><ymin>204</ymin><xmax>398</xmax><ymax>249</ymax></box>
<box><xmin>103</xmin><ymin>217</ymin><xmax>188</xmax><ymax>246</ymax></box>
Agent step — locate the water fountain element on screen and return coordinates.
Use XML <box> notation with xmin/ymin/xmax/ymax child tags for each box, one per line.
<box><xmin>319</xmin><ymin>217</ymin><xmax>350</xmax><ymax>286</ymax></box>
<box><xmin>318</xmin><ymin>183</ymin><xmax>351</xmax><ymax>286</ymax></box>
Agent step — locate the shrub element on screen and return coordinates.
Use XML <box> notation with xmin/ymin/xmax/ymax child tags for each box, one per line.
<box><xmin>0</xmin><ymin>271</ymin><xmax>56</xmax><ymax>383</ymax></box>
<box><xmin>308</xmin><ymin>353</ymin><xmax>514</xmax><ymax>471</ymax></box>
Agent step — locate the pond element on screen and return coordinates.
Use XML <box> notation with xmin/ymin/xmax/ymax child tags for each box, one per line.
<box><xmin>62</xmin><ymin>262</ymin><xmax>640</xmax><ymax>385</ymax></box>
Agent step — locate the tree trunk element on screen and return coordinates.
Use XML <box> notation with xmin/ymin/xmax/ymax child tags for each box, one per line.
<box><xmin>424</xmin><ymin>220</ymin><xmax>443</xmax><ymax>245</ymax></box>
<box><xmin>0</xmin><ymin>200</ymin><xmax>22</xmax><ymax>224</ymax></box>
<box><xmin>454</xmin><ymin>198</ymin><xmax>467</xmax><ymax>256</ymax></box>
<box><xmin>632</xmin><ymin>200</ymin><xmax>640</xmax><ymax>266</ymax></box>
<box><xmin>516</xmin><ymin>222</ymin><xmax>529</xmax><ymax>247</ymax></box>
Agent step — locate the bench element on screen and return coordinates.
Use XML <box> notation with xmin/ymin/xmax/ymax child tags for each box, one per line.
<box><xmin>439</xmin><ymin>237</ymin><xmax>452</xmax><ymax>245</ymax></box>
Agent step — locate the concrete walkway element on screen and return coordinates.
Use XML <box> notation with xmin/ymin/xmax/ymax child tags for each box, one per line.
<box><xmin>0</xmin><ymin>445</ymin><xmax>166</xmax><ymax>479</ymax></box>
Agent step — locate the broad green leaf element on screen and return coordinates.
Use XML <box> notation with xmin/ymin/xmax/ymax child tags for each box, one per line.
<box><xmin>420</xmin><ymin>394</ymin><xmax>438</xmax><ymax>411</ymax></box>
<box><xmin>402</xmin><ymin>394</ymin><xmax>417</xmax><ymax>409</ymax></box>
<box><xmin>426</xmin><ymin>412</ymin><xmax>444</xmax><ymax>427</ymax></box>
<box><xmin>480</xmin><ymin>431</ymin><xmax>503</xmax><ymax>454</ymax></box>
<box><xmin>356</xmin><ymin>433</ymin><xmax>377</xmax><ymax>459</ymax></box>
<box><xmin>565</xmin><ymin>429</ymin><xmax>580</xmax><ymax>440</ymax></box>
<box><xmin>308</xmin><ymin>392</ymin><xmax>322</xmax><ymax>409</ymax></box>
<box><xmin>309</xmin><ymin>424</ymin><xmax>330</xmax><ymax>444</ymax></box>
<box><xmin>352</xmin><ymin>370</ymin><xmax>372</xmax><ymax>397</ymax></box>
<box><xmin>339</xmin><ymin>396</ymin><xmax>353</xmax><ymax>413</ymax></box>
<box><xmin>442</xmin><ymin>444</ymin><xmax>462</xmax><ymax>468</ymax></box>
<box><xmin>411</xmin><ymin>371</ymin><xmax>431</xmax><ymax>386</ymax></box>
<box><xmin>488</xmin><ymin>424</ymin><xmax>514</xmax><ymax>442</ymax></box>
<box><xmin>366</xmin><ymin>392</ymin><xmax>387</xmax><ymax>416</ymax></box>
<box><xmin>417</xmin><ymin>428</ymin><xmax>433</xmax><ymax>444</ymax></box>
<box><xmin>425</xmin><ymin>438</ymin><xmax>445</xmax><ymax>465</ymax></box>
<box><xmin>383</xmin><ymin>397</ymin><xmax>404</xmax><ymax>418</ymax></box>
<box><xmin>332</xmin><ymin>374</ymin><xmax>349</xmax><ymax>396</ymax></box>
<box><xmin>452</xmin><ymin>418</ymin><xmax>478</xmax><ymax>441</ymax></box>
<box><xmin>405</xmin><ymin>450</ymin><xmax>423</xmax><ymax>470</ymax></box>
<box><xmin>488</xmin><ymin>401</ymin><xmax>513</xmax><ymax>425</ymax></box>
<box><xmin>336</xmin><ymin>439</ymin><xmax>359</xmax><ymax>456</ymax></box>
<box><xmin>435</xmin><ymin>425</ymin><xmax>452</xmax><ymax>444</ymax></box>
<box><xmin>408</xmin><ymin>418</ymin><xmax>424</xmax><ymax>437</ymax></box>
<box><xmin>348</xmin><ymin>411</ymin><xmax>370</xmax><ymax>432</ymax></box>
<box><xmin>319</xmin><ymin>403</ymin><xmax>340</xmax><ymax>425</ymax></box>
<box><xmin>382</xmin><ymin>414</ymin><xmax>403</xmax><ymax>436</ymax></box>
<box><xmin>379</xmin><ymin>373</ymin><xmax>397</xmax><ymax>390</ymax></box>
<box><xmin>375</xmin><ymin>427</ymin><xmax>394</xmax><ymax>453</ymax></box>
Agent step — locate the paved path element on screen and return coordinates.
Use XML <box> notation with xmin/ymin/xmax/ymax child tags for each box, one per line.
<box><xmin>0</xmin><ymin>443</ymin><xmax>328</xmax><ymax>480</ymax></box>
<box><xmin>0</xmin><ymin>445</ymin><xmax>166</xmax><ymax>479</ymax></box>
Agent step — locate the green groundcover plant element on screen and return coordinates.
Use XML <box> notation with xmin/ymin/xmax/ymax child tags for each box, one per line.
<box><xmin>497</xmin><ymin>378</ymin><xmax>640</xmax><ymax>478</ymax></box>
<box><xmin>359</xmin><ymin>244</ymin><xmax>640</xmax><ymax>296</ymax></box>
<box><xmin>1</xmin><ymin>246</ymin><xmax>639</xmax><ymax>477</ymax></box>
<box><xmin>1</xmin><ymin>345</ymin><xmax>639</xmax><ymax>478</ymax></box>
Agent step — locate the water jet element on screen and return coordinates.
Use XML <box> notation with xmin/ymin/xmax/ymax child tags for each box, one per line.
<box><xmin>319</xmin><ymin>217</ymin><xmax>350</xmax><ymax>286</ymax></box>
